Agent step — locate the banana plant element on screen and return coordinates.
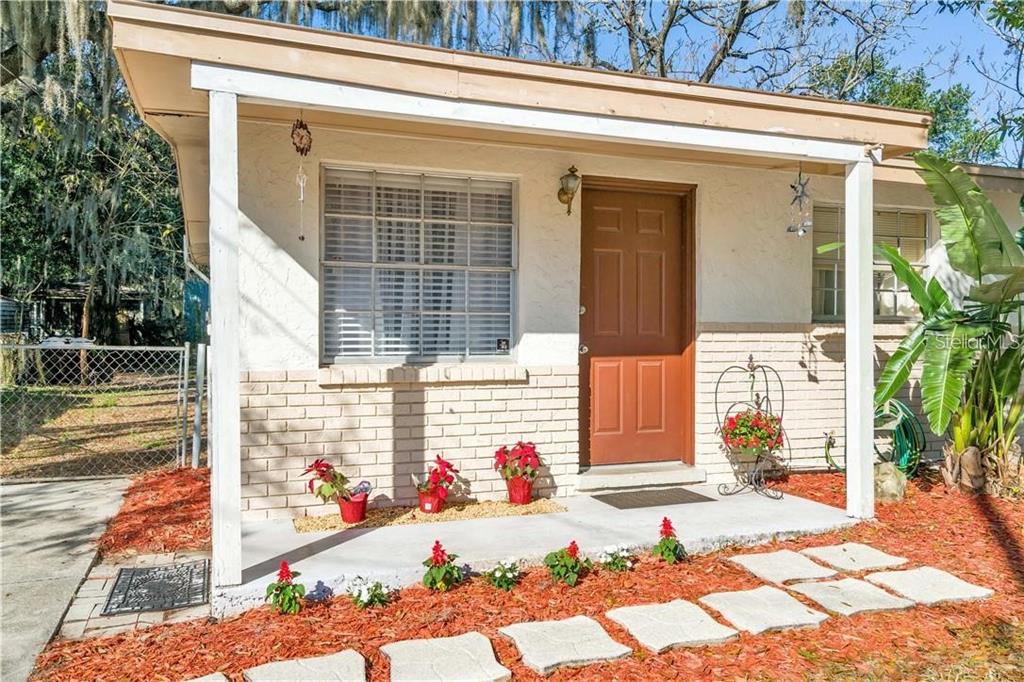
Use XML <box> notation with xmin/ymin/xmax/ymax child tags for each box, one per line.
<box><xmin>873</xmin><ymin>152</ymin><xmax>1024</xmax><ymax>486</ymax></box>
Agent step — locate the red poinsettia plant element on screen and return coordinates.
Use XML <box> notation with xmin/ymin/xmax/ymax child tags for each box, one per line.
<box><xmin>719</xmin><ymin>409</ymin><xmax>783</xmax><ymax>454</ymax></box>
<box><xmin>417</xmin><ymin>455</ymin><xmax>459</xmax><ymax>500</ymax></box>
<box><xmin>303</xmin><ymin>458</ymin><xmax>353</xmax><ymax>502</ymax></box>
<box><xmin>493</xmin><ymin>441</ymin><xmax>542</xmax><ymax>481</ymax></box>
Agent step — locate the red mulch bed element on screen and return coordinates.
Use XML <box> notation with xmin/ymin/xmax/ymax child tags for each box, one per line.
<box><xmin>37</xmin><ymin>473</ymin><xmax>1023</xmax><ymax>680</ymax></box>
<box><xmin>97</xmin><ymin>467</ymin><xmax>211</xmax><ymax>557</ymax></box>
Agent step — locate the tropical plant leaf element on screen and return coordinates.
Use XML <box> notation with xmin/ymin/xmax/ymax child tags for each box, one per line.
<box><xmin>993</xmin><ymin>344</ymin><xmax>1023</xmax><ymax>398</ymax></box>
<box><xmin>874</xmin><ymin>243</ymin><xmax>935</xmax><ymax>315</ymax></box>
<box><xmin>919</xmin><ymin>326</ymin><xmax>985</xmax><ymax>435</ymax></box>
<box><xmin>874</xmin><ymin>322</ymin><xmax>926</xmax><ymax>407</ymax></box>
<box><xmin>967</xmin><ymin>267</ymin><xmax>1024</xmax><ymax>304</ymax></box>
<box><xmin>914</xmin><ymin>152</ymin><xmax>1024</xmax><ymax>280</ymax></box>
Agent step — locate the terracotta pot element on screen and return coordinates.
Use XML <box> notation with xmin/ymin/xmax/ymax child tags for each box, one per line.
<box><xmin>506</xmin><ymin>476</ymin><xmax>533</xmax><ymax>505</ymax></box>
<box><xmin>417</xmin><ymin>489</ymin><xmax>445</xmax><ymax>514</ymax></box>
<box><xmin>338</xmin><ymin>492</ymin><xmax>368</xmax><ymax>523</ymax></box>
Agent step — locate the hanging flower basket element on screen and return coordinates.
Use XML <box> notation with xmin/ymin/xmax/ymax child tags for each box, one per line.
<box><xmin>505</xmin><ymin>476</ymin><xmax>533</xmax><ymax>505</ymax></box>
<box><xmin>338</xmin><ymin>492</ymin><xmax>368</xmax><ymax>523</ymax></box>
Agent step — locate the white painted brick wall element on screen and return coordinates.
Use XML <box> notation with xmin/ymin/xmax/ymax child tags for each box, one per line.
<box><xmin>239</xmin><ymin>366</ymin><xmax>580</xmax><ymax>521</ymax></box>
<box><xmin>695</xmin><ymin>323</ymin><xmax>943</xmax><ymax>483</ymax></box>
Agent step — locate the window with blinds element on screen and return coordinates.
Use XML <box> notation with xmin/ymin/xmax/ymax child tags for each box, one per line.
<box><xmin>812</xmin><ymin>206</ymin><xmax>928</xmax><ymax>321</ymax></box>
<box><xmin>321</xmin><ymin>168</ymin><xmax>516</xmax><ymax>361</ymax></box>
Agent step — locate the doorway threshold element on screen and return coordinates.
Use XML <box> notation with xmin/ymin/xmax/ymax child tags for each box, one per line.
<box><xmin>576</xmin><ymin>461</ymin><xmax>707</xmax><ymax>494</ymax></box>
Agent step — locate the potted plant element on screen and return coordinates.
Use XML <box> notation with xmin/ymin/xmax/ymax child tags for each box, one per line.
<box><xmin>304</xmin><ymin>458</ymin><xmax>368</xmax><ymax>523</ymax></box>
<box><xmin>494</xmin><ymin>441</ymin><xmax>542</xmax><ymax>504</ymax></box>
<box><xmin>719</xmin><ymin>409</ymin><xmax>783</xmax><ymax>457</ymax></box>
<box><xmin>416</xmin><ymin>455</ymin><xmax>458</xmax><ymax>513</ymax></box>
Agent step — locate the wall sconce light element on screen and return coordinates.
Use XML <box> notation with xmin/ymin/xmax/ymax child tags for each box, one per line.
<box><xmin>557</xmin><ymin>165</ymin><xmax>581</xmax><ymax>215</ymax></box>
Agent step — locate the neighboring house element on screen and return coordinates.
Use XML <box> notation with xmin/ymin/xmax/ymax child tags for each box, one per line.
<box><xmin>108</xmin><ymin>1</ymin><xmax>1023</xmax><ymax>588</ymax></box>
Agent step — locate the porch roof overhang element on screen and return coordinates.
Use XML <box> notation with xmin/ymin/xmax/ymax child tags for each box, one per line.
<box><xmin>107</xmin><ymin>0</ymin><xmax>940</xmax><ymax>264</ymax></box>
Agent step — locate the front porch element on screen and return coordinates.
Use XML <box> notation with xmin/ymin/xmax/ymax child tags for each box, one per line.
<box><xmin>214</xmin><ymin>485</ymin><xmax>854</xmax><ymax>615</ymax></box>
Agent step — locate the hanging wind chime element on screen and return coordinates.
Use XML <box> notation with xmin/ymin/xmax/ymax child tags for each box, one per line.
<box><xmin>786</xmin><ymin>163</ymin><xmax>813</xmax><ymax>237</ymax></box>
<box><xmin>291</xmin><ymin>115</ymin><xmax>313</xmax><ymax>241</ymax></box>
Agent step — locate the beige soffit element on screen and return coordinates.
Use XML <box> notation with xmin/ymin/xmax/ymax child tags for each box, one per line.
<box><xmin>107</xmin><ymin>0</ymin><xmax>931</xmax><ymax>157</ymax></box>
<box><xmin>877</xmin><ymin>157</ymin><xmax>1024</xmax><ymax>193</ymax></box>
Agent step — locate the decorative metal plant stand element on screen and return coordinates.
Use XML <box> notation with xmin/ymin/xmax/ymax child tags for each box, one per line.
<box><xmin>714</xmin><ymin>355</ymin><xmax>789</xmax><ymax>500</ymax></box>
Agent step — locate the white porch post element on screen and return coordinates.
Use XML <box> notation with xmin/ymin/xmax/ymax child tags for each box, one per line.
<box><xmin>844</xmin><ymin>156</ymin><xmax>875</xmax><ymax>519</ymax></box>
<box><xmin>209</xmin><ymin>90</ymin><xmax>242</xmax><ymax>586</ymax></box>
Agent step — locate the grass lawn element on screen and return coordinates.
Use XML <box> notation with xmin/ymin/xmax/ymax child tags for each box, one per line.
<box><xmin>33</xmin><ymin>473</ymin><xmax>1024</xmax><ymax>681</ymax></box>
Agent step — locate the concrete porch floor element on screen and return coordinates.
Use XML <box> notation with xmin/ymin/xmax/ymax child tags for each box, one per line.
<box><xmin>214</xmin><ymin>486</ymin><xmax>855</xmax><ymax>615</ymax></box>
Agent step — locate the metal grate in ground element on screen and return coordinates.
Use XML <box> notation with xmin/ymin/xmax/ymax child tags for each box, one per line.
<box><xmin>102</xmin><ymin>559</ymin><xmax>209</xmax><ymax>615</ymax></box>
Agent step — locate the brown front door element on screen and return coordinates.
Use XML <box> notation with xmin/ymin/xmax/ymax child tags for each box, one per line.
<box><xmin>579</xmin><ymin>180</ymin><xmax>695</xmax><ymax>466</ymax></box>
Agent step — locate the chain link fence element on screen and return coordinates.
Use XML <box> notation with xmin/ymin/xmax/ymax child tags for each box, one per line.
<box><xmin>1</xmin><ymin>344</ymin><xmax>199</xmax><ymax>479</ymax></box>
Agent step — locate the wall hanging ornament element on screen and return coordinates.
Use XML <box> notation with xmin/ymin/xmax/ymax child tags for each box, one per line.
<box><xmin>291</xmin><ymin>117</ymin><xmax>313</xmax><ymax>241</ymax></box>
<box><xmin>786</xmin><ymin>163</ymin><xmax>813</xmax><ymax>237</ymax></box>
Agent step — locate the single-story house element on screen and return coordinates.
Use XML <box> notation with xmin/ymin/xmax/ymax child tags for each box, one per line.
<box><xmin>108</xmin><ymin>0</ymin><xmax>1024</xmax><ymax>591</ymax></box>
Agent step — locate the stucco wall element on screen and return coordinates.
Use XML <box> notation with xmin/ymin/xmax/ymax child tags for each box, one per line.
<box><xmin>233</xmin><ymin>121</ymin><xmax>1023</xmax><ymax>516</ymax></box>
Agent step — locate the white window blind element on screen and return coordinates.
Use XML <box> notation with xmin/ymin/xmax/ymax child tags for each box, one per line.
<box><xmin>321</xmin><ymin>168</ymin><xmax>515</xmax><ymax>361</ymax></box>
<box><xmin>812</xmin><ymin>206</ymin><xmax>928</xmax><ymax>321</ymax></box>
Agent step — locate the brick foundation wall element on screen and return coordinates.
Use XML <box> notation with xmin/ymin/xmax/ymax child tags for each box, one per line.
<box><xmin>239</xmin><ymin>366</ymin><xmax>580</xmax><ymax>521</ymax></box>
<box><xmin>694</xmin><ymin>323</ymin><xmax>943</xmax><ymax>483</ymax></box>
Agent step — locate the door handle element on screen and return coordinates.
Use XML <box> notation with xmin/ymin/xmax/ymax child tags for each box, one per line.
<box><xmin>579</xmin><ymin>344</ymin><xmax>589</xmax><ymax>355</ymax></box>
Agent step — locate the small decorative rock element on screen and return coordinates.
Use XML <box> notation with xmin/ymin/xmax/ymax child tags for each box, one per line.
<box><xmin>800</xmin><ymin>543</ymin><xmax>907</xmax><ymax>572</ymax></box>
<box><xmin>729</xmin><ymin>549</ymin><xmax>836</xmax><ymax>584</ymax></box>
<box><xmin>789</xmin><ymin>578</ymin><xmax>914</xmax><ymax>616</ymax></box>
<box><xmin>381</xmin><ymin>632</ymin><xmax>510</xmax><ymax>682</ymax></box>
<box><xmin>243</xmin><ymin>650</ymin><xmax>365</xmax><ymax>682</ymax></box>
<box><xmin>866</xmin><ymin>566</ymin><xmax>994</xmax><ymax>606</ymax></box>
<box><xmin>606</xmin><ymin>600</ymin><xmax>738</xmax><ymax>652</ymax></box>
<box><xmin>699</xmin><ymin>585</ymin><xmax>829</xmax><ymax>634</ymax></box>
<box><xmin>499</xmin><ymin>615</ymin><xmax>631</xmax><ymax>675</ymax></box>
<box><xmin>874</xmin><ymin>462</ymin><xmax>907</xmax><ymax>502</ymax></box>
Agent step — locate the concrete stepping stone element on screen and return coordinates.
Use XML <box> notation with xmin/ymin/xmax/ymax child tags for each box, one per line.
<box><xmin>789</xmin><ymin>578</ymin><xmax>914</xmax><ymax>616</ymax></box>
<box><xmin>800</xmin><ymin>543</ymin><xmax>907</xmax><ymax>571</ymax></box>
<box><xmin>499</xmin><ymin>615</ymin><xmax>631</xmax><ymax>675</ymax></box>
<box><xmin>729</xmin><ymin>549</ymin><xmax>837</xmax><ymax>584</ymax></box>
<box><xmin>699</xmin><ymin>585</ymin><xmax>828</xmax><ymax>634</ymax></box>
<box><xmin>606</xmin><ymin>600</ymin><xmax>738</xmax><ymax>652</ymax></box>
<box><xmin>188</xmin><ymin>675</ymin><xmax>228</xmax><ymax>682</ymax></box>
<box><xmin>381</xmin><ymin>631</ymin><xmax>510</xmax><ymax>682</ymax></box>
<box><xmin>243</xmin><ymin>649</ymin><xmax>365</xmax><ymax>681</ymax></box>
<box><xmin>866</xmin><ymin>566</ymin><xmax>994</xmax><ymax>606</ymax></box>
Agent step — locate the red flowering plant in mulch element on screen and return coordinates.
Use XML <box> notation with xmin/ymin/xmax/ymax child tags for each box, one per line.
<box><xmin>416</xmin><ymin>455</ymin><xmax>459</xmax><ymax>501</ymax></box>
<box><xmin>651</xmin><ymin>516</ymin><xmax>687</xmax><ymax>564</ymax></box>
<box><xmin>422</xmin><ymin>540</ymin><xmax>464</xmax><ymax>592</ymax></box>
<box><xmin>719</xmin><ymin>409</ymin><xmax>783</xmax><ymax>455</ymax></box>
<box><xmin>265</xmin><ymin>561</ymin><xmax>305</xmax><ymax>615</ymax></box>
<box><xmin>543</xmin><ymin>540</ymin><xmax>592</xmax><ymax>586</ymax></box>
<box><xmin>493</xmin><ymin>441</ymin><xmax>542</xmax><ymax>481</ymax></box>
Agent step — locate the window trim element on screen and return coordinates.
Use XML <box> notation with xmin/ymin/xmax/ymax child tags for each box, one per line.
<box><xmin>318</xmin><ymin>163</ymin><xmax>519</xmax><ymax>365</ymax></box>
<box><xmin>810</xmin><ymin>203</ymin><xmax>933</xmax><ymax>323</ymax></box>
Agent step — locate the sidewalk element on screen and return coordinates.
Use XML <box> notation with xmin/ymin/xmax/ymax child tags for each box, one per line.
<box><xmin>1</xmin><ymin>479</ymin><xmax>127</xmax><ymax>682</ymax></box>
<box><xmin>217</xmin><ymin>485</ymin><xmax>856</xmax><ymax>615</ymax></box>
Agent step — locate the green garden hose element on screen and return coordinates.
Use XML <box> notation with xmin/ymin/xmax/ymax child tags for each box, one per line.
<box><xmin>823</xmin><ymin>399</ymin><xmax>926</xmax><ymax>478</ymax></box>
<box><xmin>874</xmin><ymin>399</ymin><xmax>926</xmax><ymax>478</ymax></box>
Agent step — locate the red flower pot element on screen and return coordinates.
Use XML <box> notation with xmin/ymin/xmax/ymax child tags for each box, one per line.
<box><xmin>506</xmin><ymin>476</ymin><xmax>533</xmax><ymax>505</ymax></box>
<box><xmin>418</xmin><ymin>490</ymin><xmax>445</xmax><ymax>514</ymax></box>
<box><xmin>338</xmin><ymin>492</ymin><xmax>368</xmax><ymax>523</ymax></box>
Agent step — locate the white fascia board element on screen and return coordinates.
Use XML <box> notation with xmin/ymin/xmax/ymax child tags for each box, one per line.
<box><xmin>191</xmin><ymin>62</ymin><xmax>868</xmax><ymax>164</ymax></box>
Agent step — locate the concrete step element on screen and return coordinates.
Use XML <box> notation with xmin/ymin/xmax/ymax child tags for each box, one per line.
<box><xmin>576</xmin><ymin>461</ymin><xmax>707</xmax><ymax>494</ymax></box>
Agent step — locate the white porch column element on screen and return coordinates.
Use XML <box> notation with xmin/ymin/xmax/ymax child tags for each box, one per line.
<box><xmin>208</xmin><ymin>90</ymin><xmax>242</xmax><ymax>586</ymax></box>
<box><xmin>844</xmin><ymin>156</ymin><xmax>875</xmax><ymax>519</ymax></box>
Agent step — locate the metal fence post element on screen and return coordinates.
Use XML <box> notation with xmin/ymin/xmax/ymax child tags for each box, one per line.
<box><xmin>191</xmin><ymin>343</ymin><xmax>207</xmax><ymax>468</ymax></box>
<box><xmin>180</xmin><ymin>343</ymin><xmax>191</xmax><ymax>467</ymax></box>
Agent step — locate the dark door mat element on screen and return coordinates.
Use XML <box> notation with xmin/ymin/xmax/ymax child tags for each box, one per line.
<box><xmin>594</xmin><ymin>487</ymin><xmax>716</xmax><ymax>510</ymax></box>
<box><xmin>102</xmin><ymin>559</ymin><xmax>209</xmax><ymax>615</ymax></box>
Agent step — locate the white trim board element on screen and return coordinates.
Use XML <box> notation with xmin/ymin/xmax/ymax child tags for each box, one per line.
<box><xmin>191</xmin><ymin>62</ymin><xmax>871</xmax><ymax>164</ymax></box>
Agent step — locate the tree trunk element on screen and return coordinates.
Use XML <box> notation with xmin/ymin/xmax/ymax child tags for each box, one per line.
<box><xmin>79</xmin><ymin>273</ymin><xmax>97</xmax><ymax>384</ymax></box>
